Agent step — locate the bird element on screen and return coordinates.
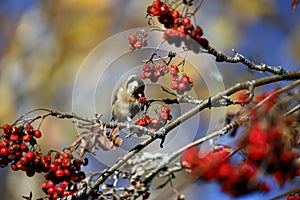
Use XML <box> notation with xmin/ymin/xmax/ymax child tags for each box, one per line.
<box><xmin>111</xmin><ymin>75</ymin><xmax>145</xmax><ymax>122</ymax></box>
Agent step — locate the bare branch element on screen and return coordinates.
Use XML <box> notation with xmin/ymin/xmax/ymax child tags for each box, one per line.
<box><xmin>206</xmin><ymin>46</ymin><xmax>288</xmax><ymax>75</ymax></box>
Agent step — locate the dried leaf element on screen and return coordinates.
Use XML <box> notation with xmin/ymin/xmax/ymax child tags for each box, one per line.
<box><xmin>292</xmin><ymin>0</ymin><xmax>299</xmax><ymax>10</ymax></box>
<box><xmin>114</xmin><ymin>136</ymin><xmax>122</xmax><ymax>147</ymax></box>
<box><xmin>96</xmin><ymin>135</ymin><xmax>112</xmax><ymax>151</ymax></box>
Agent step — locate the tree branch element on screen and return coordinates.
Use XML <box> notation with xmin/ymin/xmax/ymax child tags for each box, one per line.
<box><xmin>59</xmin><ymin>71</ymin><xmax>300</xmax><ymax>199</ymax></box>
<box><xmin>206</xmin><ymin>45</ymin><xmax>288</xmax><ymax>75</ymax></box>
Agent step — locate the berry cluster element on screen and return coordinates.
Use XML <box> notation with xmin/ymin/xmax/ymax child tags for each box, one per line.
<box><xmin>180</xmin><ymin>146</ymin><xmax>269</xmax><ymax>197</ymax></box>
<box><xmin>147</xmin><ymin>0</ymin><xmax>209</xmax><ymax>52</ymax></box>
<box><xmin>0</xmin><ymin>124</ymin><xmax>41</xmax><ymax>169</ymax></box>
<box><xmin>287</xmin><ymin>192</ymin><xmax>300</xmax><ymax>200</ymax></box>
<box><xmin>42</xmin><ymin>152</ymin><xmax>87</xmax><ymax>199</ymax></box>
<box><xmin>242</xmin><ymin>121</ymin><xmax>296</xmax><ymax>186</ymax></box>
<box><xmin>140</xmin><ymin>63</ymin><xmax>169</xmax><ymax>83</ymax></box>
<box><xmin>135</xmin><ymin>106</ymin><xmax>172</xmax><ymax>136</ymax></box>
<box><xmin>0</xmin><ymin>123</ymin><xmax>88</xmax><ymax>199</ymax></box>
<box><xmin>128</xmin><ymin>31</ymin><xmax>148</xmax><ymax>51</ymax></box>
<box><xmin>162</xmin><ymin>20</ymin><xmax>209</xmax><ymax>52</ymax></box>
<box><xmin>140</xmin><ymin>63</ymin><xmax>193</xmax><ymax>94</ymax></box>
<box><xmin>170</xmin><ymin>65</ymin><xmax>193</xmax><ymax>94</ymax></box>
<box><xmin>147</xmin><ymin>0</ymin><xmax>178</xmax><ymax>28</ymax></box>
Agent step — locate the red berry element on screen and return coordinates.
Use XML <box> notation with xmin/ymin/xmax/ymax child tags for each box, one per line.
<box><xmin>153</xmin><ymin>70</ymin><xmax>161</xmax><ymax>77</ymax></box>
<box><xmin>161</xmin><ymin>106</ymin><xmax>170</xmax><ymax>114</ymax></box>
<box><xmin>182</xmin><ymin>75</ymin><xmax>190</xmax><ymax>83</ymax></box>
<box><xmin>147</xmin><ymin>5</ymin><xmax>160</xmax><ymax>16</ymax></box>
<box><xmin>128</xmin><ymin>35</ymin><xmax>137</xmax><ymax>44</ymax></box>
<box><xmin>129</xmin><ymin>45</ymin><xmax>135</xmax><ymax>51</ymax></box>
<box><xmin>160</xmin><ymin>3</ymin><xmax>169</xmax><ymax>15</ymax></box>
<box><xmin>134</xmin><ymin>40</ymin><xmax>143</xmax><ymax>49</ymax></box>
<box><xmin>64</xmin><ymin>169</ymin><xmax>70</xmax><ymax>176</ymax></box>
<box><xmin>62</xmin><ymin>158</ymin><xmax>71</xmax><ymax>167</ymax></box>
<box><xmin>0</xmin><ymin>147</ymin><xmax>9</xmax><ymax>157</ymax></box>
<box><xmin>63</xmin><ymin>190</ymin><xmax>71</xmax><ymax>196</ymax></box>
<box><xmin>287</xmin><ymin>195</ymin><xmax>295</xmax><ymax>200</ymax></box>
<box><xmin>178</xmin><ymin>82</ymin><xmax>187</xmax><ymax>91</ymax></box>
<box><xmin>144</xmin><ymin>115</ymin><xmax>152</xmax><ymax>124</ymax></box>
<box><xmin>182</xmin><ymin>17</ymin><xmax>191</xmax><ymax>25</ymax></box>
<box><xmin>23</xmin><ymin>134</ymin><xmax>32</xmax><ymax>142</ymax></box>
<box><xmin>56</xmin><ymin>186</ymin><xmax>64</xmax><ymax>195</ymax></box>
<box><xmin>62</xmin><ymin>152</ymin><xmax>72</xmax><ymax>159</ymax></box>
<box><xmin>20</xmin><ymin>143</ymin><xmax>29</xmax><ymax>152</ymax></box>
<box><xmin>61</xmin><ymin>181</ymin><xmax>68</xmax><ymax>188</ymax></box>
<box><xmin>50</xmin><ymin>162</ymin><xmax>59</xmax><ymax>171</ymax></box>
<box><xmin>0</xmin><ymin>140</ymin><xmax>8</xmax><ymax>148</ymax></box>
<box><xmin>34</xmin><ymin>130</ymin><xmax>42</xmax><ymax>138</ymax></box>
<box><xmin>152</xmin><ymin>0</ymin><xmax>162</xmax><ymax>8</ymax></box>
<box><xmin>171</xmin><ymin>9</ymin><xmax>179</xmax><ymax>18</ymax></box>
<box><xmin>10</xmin><ymin>164</ymin><xmax>19</xmax><ymax>171</ymax></box>
<box><xmin>180</xmin><ymin>147</ymin><xmax>200</xmax><ymax>172</ymax></box>
<box><xmin>139</xmin><ymin>96</ymin><xmax>147</xmax><ymax>104</ymax></box>
<box><xmin>41</xmin><ymin>181</ymin><xmax>48</xmax><ymax>192</ymax></box>
<box><xmin>10</xmin><ymin>134</ymin><xmax>19</xmax><ymax>142</ymax></box>
<box><xmin>135</xmin><ymin>119</ymin><xmax>147</xmax><ymax>126</ymax></box>
<box><xmin>26</xmin><ymin>170</ymin><xmax>35</xmax><ymax>177</ymax></box>
<box><xmin>55</xmin><ymin>169</ymin><xmax>64</xmax><ymax>177</ymax></box>
<box><xmin>176</xmin><ymin>24</ymin><xmax>185</xmax><ymax>33</ymax></box>
<box><xmin>43</xmin><ymin>155</ymin><xmax>51</xmax><ymax>163</ymax></box>
<box><xmin>47</xmin><ymin>181</ymin><xmax>55</xmax><ymax>189</ymax></box>
<box><xmin>160</xmin><ymin>112</ymin><xmax>169</xmax><ymax>120</ymax></box>
<box><xmin>47</xmin><ymin>187</ymin><xmax>56</xmax><ymax>195</ymax></box>
<box><xmin>248</xmin><ymin>123</ymin><xmax>268</xmax><ymax>144</ymax></box>
<box><xmin>140</xmin><ymin>72</ymin><xmax>146</xmax><ymax>79</ymax></box>
<box><xmin>143</xmin><ymin>63</ymin><xmax>152</xmax><ymax>71</ymax></box>
<box><xmin>3</xmin><ymin>124</ymin><xmax>11</xmax><ymax>133</ymax></box>
<box><xmin>171</xmin><ymin>81</ymin><xmax>179</xmax><ymax>89</ymax></box>
<box><xmin>195</xmin><ymin>26</ymin><xmax>203</xmax><ymax>36</ymax></box>
<box><xmin>0</xmin><ymin>139</ymin><xmax>8</xmax><ymax>148</ymax></box>
<box><xmin>217</xmin><ymin>162</ymin><xmax>232</xmax><ymax>179</ymax></box>
<box><xmin>70</xmin><ymin>174</ymin><xmax>80</xmax><ymax>182</ymax></box>
<box><xmin>25</xmin><ymin>124</ymin><xmax>33</xmax><ymax>132</ymax></box>
<box><xmin>170</xmin><ymin>65</ymin><xmax>179</xmax><ymax>74</ymax></box>
<box><xmin>25</xmin><ymin>151</ymin><xmax>36</xmax><ymax>160</ymax></box>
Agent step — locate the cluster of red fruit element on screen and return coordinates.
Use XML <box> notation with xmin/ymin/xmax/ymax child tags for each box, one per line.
<box><xmin>147</xmin><ymin>0</ymin><xmax>209</xmax><ymax>52</ymax></box>
<box><xmin>242</xmin><ymin>121</ymin><xmax>297</xmax><ymax>186</ymax></box>
<box><xmin>140</xmin><ymin>62</ymin><xmax>169</xmax><ymax>83</ymax></box>
<box><xmin>170</xmin><ymin>65</ymin><xmax>193</xmax><ymax>94</ymax></box>
<box><xmin>135</xmin><ymin>106</ymin><xmax>172</xmax><ymax>136</ymax></box>
<box><xmin>128</xmin><ymin>31</ymin><xmax>148</xmax><ymax>51</ymax></box>
<box><xmin>287</xmin><ymin>192</ymin><xmax>300</xmax><ymax>200</ymax></box>
<box><xmin>42</xmin><ymin>152</ymin><xmax>87</xmax><ymax>199</ymax></box>
<box><xmin>140</xmin><ymin>63</ymin><xmax>193</xmax><ymax>94</ymax></box>
<box><xmin>180</xmin><ymin>146</ymin><xmax>269</xmax><ymax>197</ymax></box>
<box><xmin>0</xmin><ymin>124</ymin><xmax>88</xmax><ymax>199</ymax></box>
<box><xmin>0</xmin><ymin>124</ymin><xmax>41</xmax><ymax>169</ymax></box>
